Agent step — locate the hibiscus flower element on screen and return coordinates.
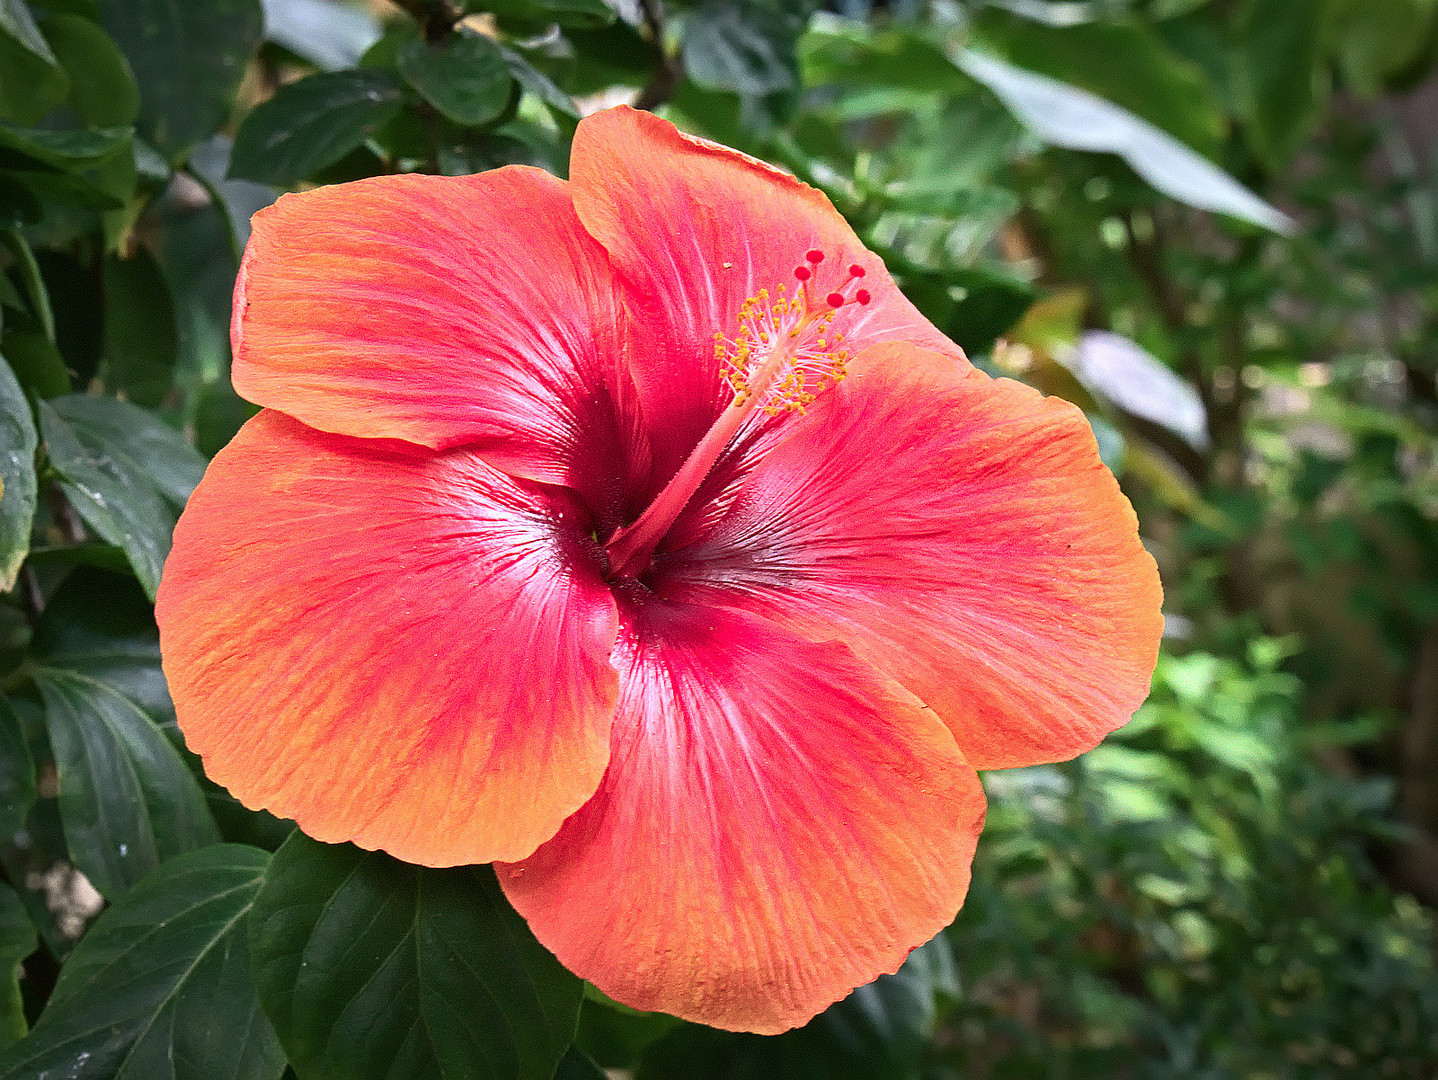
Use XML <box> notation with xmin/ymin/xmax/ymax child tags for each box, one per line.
<box><xmin>155</xmin><ymin>106</ymin><xmax>1162</xmax><ymax>1034</ymax></box>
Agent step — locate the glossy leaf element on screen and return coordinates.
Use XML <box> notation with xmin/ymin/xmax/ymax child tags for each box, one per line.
<box><xmin>229</xmin><ymin>69</ymin><xmax>404</xmax><ymax>185</ymax></box>
<box><xmin>251</xmin><ymin>832</ymin><xmax>584</xmax><ymax>1080</ymax></box>
<box><xmin>33</xmin><ymin>664</ymin><xmax>218</xmax><ymax>900</ymax></box>
<box><xmin>0</xmin><ymin>0</ymin><xmax>67</xmax><ymax>124</ymax></box>
<box><xmin>974</xmin><ymin>12</ymin><xmax>1226</xmax><ymax>157</ymax></box>
<box><xmin>32</xmin><ymin>565</ymin><xmax>174</xmax><ymax>722</ymax></box>
<box><xmin>554</xmin><ymin>1047</ymin><xmax>607</xmax><ymax>1080</ymax></box>
<box><xmin>0</xmin><ymin>123</ymin><xmax>129</xmax><ymax>171</ymax></box>
<box><xmin>683</xmin><ymin>0</ymin><xmax>810</xmax><ymax>95</ymax></box>
<box><xmin>398</xmin><ymin>29</ymin><xmax>514</xmax><ymax>128</ymax></box>
<box><xmin>1067</xmin><ymin>331</ymin><xmax>1209</xmax><ymax>450</ymax></box>
<box><xmin>102</xmin><ymin>248</ymin><xmax>178</xmax><ymax>408</ymax></box>
<box><xmin>0</xmin><ymin>884</ymin><xmax>34</xmax><ymax>1051</ymax></box>
<box><xmin>42</xmin><ymin>11</ymin><xmax>140</xmax><ymax>127</ymax></box>
<box><xmin>956</xmin><ymin>49</ymin><xmax>1292</xmax><ymax>232</ymax></box>
<box><xmin>96</xmin><ymin>0</ymin><xmax>263</xmax><ymax>162</ymax></box>
<box><xmin>0</xmin><ymin>845</ymin><xmax>284</xmax><ymax>1080</ymax></box>
<box><xmin>38</xmin><ymin>395</ymin><xmax>204</xmax><ymax>597</ymax></box>
<box><xmin>466</xmin><ymin>0</ymin><xmax>615</xmax><ymax>28</ymax></box>
<box><xmin>0</xmin><ymin>354</ymin><xmax>35</xmax><ymax>590</ymax></box>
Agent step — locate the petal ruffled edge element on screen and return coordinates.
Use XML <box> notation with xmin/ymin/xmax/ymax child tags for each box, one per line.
<box><xmin>156</xmin><ymin>410</ymin><xmax>621</xmax><ymax>866</ymax></box>
<box><xmin>232</xmin><ymin>166</ymin><xmax>649</xmax><ymax>501</ymax></box>
<box><xmin>661</xmin><ymin>342</ymin><xmax>1164</xmax><ymax>771</ymax></box>
<box><xmin>500</xmin><ymin>598</ymin><xmax>985</xmax><ymax>1033</ymax></box>
<box><xmin>567</xmin><ymin>106</ymin><xmax>967</xmax><ymax>477</ymax></box>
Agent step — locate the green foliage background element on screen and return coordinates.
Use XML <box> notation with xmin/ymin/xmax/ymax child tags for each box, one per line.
<box><xmin>0</xmin><ymin>0</ymin><xmax>1434</xmax><ymax>1076</ymax></box>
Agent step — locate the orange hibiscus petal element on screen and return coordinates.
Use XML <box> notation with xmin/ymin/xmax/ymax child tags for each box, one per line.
<box><xmin>232</xmin><ymin>166</ymin><xmax>649</xmax><ymax>495</ymax></box>
<box><xmin>568</xmin><ymin>106</ymin><xmax>965</xmax><ymax>478</ymax></box>
<box><xmin>155</xmin><ymin>411</ymin><xmax>621</xmax><ymax>866</ymax></box>
<box><xmin>499</xmin><ymin>600</ymin><xmax>985</xmax><ymax>1034</ymax></box>
<box><xmin>666</xmin><ymin>343</ymin><xmax>1163</xmax><ymax>771</ymax></box>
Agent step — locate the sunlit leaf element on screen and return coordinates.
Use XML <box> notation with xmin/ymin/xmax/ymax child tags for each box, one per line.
<box><xmin>956</xmin><ymin>49</ymin><xmax>1292</xmax><ymax>232</ymax></box>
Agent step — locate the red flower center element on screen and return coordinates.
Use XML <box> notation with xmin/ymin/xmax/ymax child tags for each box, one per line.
<box><xmin>604</xmin><ymin>249</ymin><xmax>868</xmax><ymax>581</ymax></box>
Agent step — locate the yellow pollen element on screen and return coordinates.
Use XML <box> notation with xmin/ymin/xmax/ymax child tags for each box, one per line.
<box><xmin>712</xmin><ymin>276</ymin><xmax>852</xmax><ymax>415</ymax></box>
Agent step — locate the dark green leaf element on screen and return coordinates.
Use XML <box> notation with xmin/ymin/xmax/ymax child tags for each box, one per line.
<box><xmin>893</xmin><ymin>261</ymin><xmax>1037</xmax><ymax>357</ymax></box>
<box><xmin>96</xmin><ymin>0</ymin><xmax>263</xmax><ymax>162</ymax></box>
<box><xmin>683</xmin><ymin>0</ymin><xmax>811</xmax><ymax>96</ymax></box>
<box><xmin>554</xmin><ymin>1046</ymin><xmax>607</xmax><ymax>1080</ymax></box>
<box><xmin>0</xmin><ymin>354</ymin><xmax>35</xmax><ymax>589</ymax></box>
<box><xmin>251</xmin><ymin>833</ymin><xmax>583</xmax><ymax>1080</ymax></box>
<box><xmin>0</xmin><ymin>884</ymin><xmax>34</xmax><ymax>1051</ymax></box>
<box><xmin>31</xmin><ymin>565</ymin><xmax>172</xmax><ymax>722</ymax></box>
<box><xmin>38</xmin><ymin>395</ymin><xmax>204</xmax><ymax>597</ymax></box>
<box><xmin>398</xmin><ymin>29</ymin><xmax>514</xmax><ymax>128</ymax></box>
<box><xmin>0</xmin><ymin>695</ymin><xmax>34</xmax><ymax>846</ymax></box>
<box><xmin>33</xmin><ymin>665</ymin><xmax>218</xmax><ymax>899</ymax></box>
<box><xmin>1232</xmin><ymin>0</ymin><xmax>1330</xmax><ymax>169</ymax></box>
<box><xmin>101</xmin><ymin>248</ymin><xmax>177</xmax><ymax>407</ymax></box>
<box><xmin>51</xmin><ymin>394</ymin><xmax>204</xmax><ymax>505</ymax></box>
<box><xmin>2</xmin><ymin>227</ymin><xmax>52</xmax><ymax>342</ymax></box>
<box><xmin>470</xmin><ymin>0</ymin><xmax>615</xmax><ymax>29</ymax></box>
<box><xmin>502</xmin><ymin>46</ymin><xmax>579</xmax><ymax>118</ymax></box>
<box><xmin>42</xmin><ymin>11</ymin><xmax>140</xmax><ymax>127</ymax></box>
<box><xmin>0</xmin><ymin>845</ymin><xmax>285</xmax><ymax>1080</ymax></box>
<box><xmin>1</xmin><ymin>330</ymin><xmax>68</xmax><ymax>397</ymax></box>
<box><xmin>0</xmin><ymin>0</ymin><xmax>67</xmax><ymax>124</ymax></box>
<box><xmin>0</xmin><ymin>121</ymin><xmax>130</xmax><ymax>170</ymax></box>
<box><xmin>34</xmin><ymin>247</ymin><xmax>101</xmax><ymax>388</ymax></box>
<box><xmin>229</xmin><ymin>69</ymin><xmax>404</xmax><ymax>185</ymax></box>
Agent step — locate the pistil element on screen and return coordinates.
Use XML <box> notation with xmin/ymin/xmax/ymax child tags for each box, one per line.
<box><xmin>604</xmin><ymin>250</ymin><xmax>870</xmax><ymax>581</ymax></box>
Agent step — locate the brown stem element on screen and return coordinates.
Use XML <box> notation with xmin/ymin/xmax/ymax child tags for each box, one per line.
<box><xmin>633</xmin><ymin>0</ymin><xmax>681</xmax><ymax>111</ymax></box>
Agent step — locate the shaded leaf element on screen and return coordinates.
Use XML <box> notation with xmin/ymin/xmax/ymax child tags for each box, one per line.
<box><xmin>0</xmin><ymin>0</ymin><xmax>67</xmax><ymax>124</ymax></box>
<box><xmin>33</xmin><ymin>665</ymin><xmax>217</xmax><ymax>899</ymax></box>
<box><xmin>956</xmin><ymin>49</ymin><xmax>1291</xmax><ymax>232</ymax></box>
<box><xmin>251</xmin><ymin>832</ymin><xmax>583</xmax><ymax>1080</ymax></box>
<box><xmin>96</xmin><ymin>0</ymin><xmax>263</xmax><ymax>162</ymax></box>
<box><xmin>0</xmin><ymin>695</ymin><xmax>34</xmax><ymax>846</ymax></box>
<box><xmin>101</xmin><ymin>247</ymin><xmax>177</xmax><ymax>407</ymax></box>
<box><xmin>0</xmin><ymin>845</ymin><xmax>284</xmax><ymax>1080</ymax></box>
<box><xmin>398</xmin><ymin>29</ymin><xmax>514</xmax><ymax>128</ymax></box>
<box><xmin>554</xmin><ymin>1046</ymin><xmax>607</xmax><ymax>1080</ymax></box>
<box><xmin>42</xmin><ymin>11</ymin><xmax>139</xmax><ymax>127</ymax></box>
<box><xmin>31</xmin><ymin>565</ymin><xmax>172</xmax><ymax>722</ymax></box>
<box><xmin>684</xmin><ymin>0</ymin><xmax>810</xmax><ymax>96</ymax></box>
<box><xmin>0</xmin><ymin>354</ymin><xmax>35</xmax><ymax>589</ymax></box>
<box><xmin>38</xmin><ymin>395</ymin><xmax>203</xmax><ymax>598</ymax></box>
<box><xmin>1233</xmin><ymin>0</ymin><xmax>1329</xmax><ymax>168</ymax></box>
<box><xmin>0</xmin><ymin>884</ymin><xmax>34</xmax><ymax>1050</ymax></box>
<box><xmin>229</xmin><ymin>69</ymin><xmax>403</xmax><ymax>185</ymax></box>
<box><xmin>468</xmin><ymin>0</ymin><xmax>615</xmax><ymax>28</ymax></box>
